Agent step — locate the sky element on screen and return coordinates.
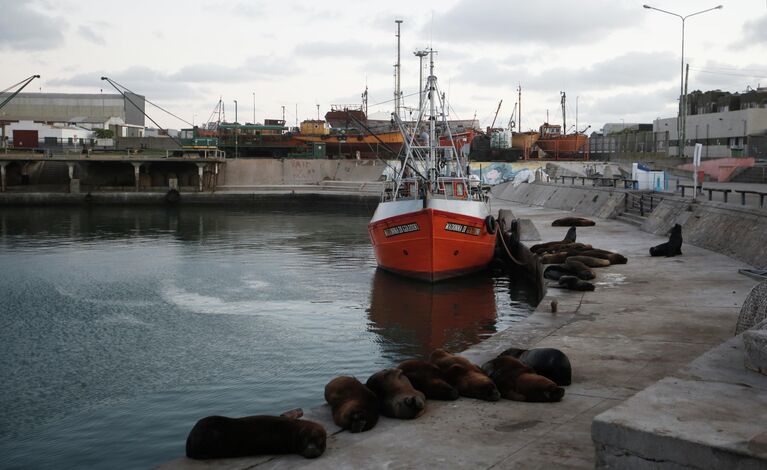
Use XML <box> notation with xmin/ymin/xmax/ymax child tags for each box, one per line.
<box><xmin>1</xmin><ymin>0</ymin><xmax>766</xmax><ymax>133</ymax></box>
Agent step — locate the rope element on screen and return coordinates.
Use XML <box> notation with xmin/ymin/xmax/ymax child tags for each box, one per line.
<box><xmin>495</xmin><ymin>220</ymin><xmax>527</xmax><ymax>266</ymax></box>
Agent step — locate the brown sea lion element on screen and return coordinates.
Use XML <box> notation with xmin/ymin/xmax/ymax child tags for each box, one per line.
<box><xmin>500</xmin><ymin>347</ymin><xmax>572</xmax><ymax>386</ymax></box>
<box><xmin>481</xmin><ymin>356</ymin><xmax>564</xmax><ymax>402</ymax></box>
<box><xmin>566</xmin><ymin>255</ymin><xmax>611</xmax><ymax>268</ymax></box>
<box><xmin>429</xmin><ymin>349</ymin><xmax>500</xmax><ymax>402</ymax></box>
<box><xmin>365</xmin><ymin>368</ymin><xmax>426</xmax><ymax>419</ymax></box>
<box><xmin>543</xmin><ymin>264</ymin><xmax>575</xmax><ymax>281</ymax></box>
<box><xmin>558</xmin><ymin>275</ymin><xmax>595</xmax><ymax>291</ymax></box>
<box><xmin>568</xmin><ymin>249</ymin><xmax>627</xmax><ymax>265</ymax></box>
<box><xmin>531</xmin><ymin>242</ymin><xmax>593</xmax><ymax>255</ymax></box>
<box><xmin>540</xmin><ymin>252</ymin><xmax>569</xmax><ymax>265</ymax></box>
<box><xmin>563</xmin><ymin>258</ymin><xmax>595</xmax><ymax>280</ymax></box>
<box><xmin>186</xmin><ymin>413</ymin><xmax>327</xmax><ymax>460</ymax></box>
<box><xmin>324</xmin><ymin>376</ymin><xmax>379</xmax><ymax>433</ymax></box>
<box><xmin>552</xmin><ymin>217</ymin><xmax>596</xmax><ymax>227</ymax></box>
<box><xmin>396</xmin><ymin>359</ymin><xmax>459</xmax><ymax>401</ymax></box>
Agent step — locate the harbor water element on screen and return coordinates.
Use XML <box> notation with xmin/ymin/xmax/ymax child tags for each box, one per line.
<box><xmin>0</xmin><ymin>204</ymin><xmax>538</xmax><ymax>469</ymax></box>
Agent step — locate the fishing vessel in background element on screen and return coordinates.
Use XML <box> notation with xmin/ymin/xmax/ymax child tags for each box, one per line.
<box><xmin>533</xmin><ymin>92</ymin><xmax>589</xmax><ymax>160</ymax></box>
<box><xmin>367</xmin><ymin>51</ymin><xmax>497</xmax><ymax>282</ymax></box>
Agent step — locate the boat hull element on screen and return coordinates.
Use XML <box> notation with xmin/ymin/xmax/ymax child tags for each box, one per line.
<box><xmin>368</xmin><ymin>206</ymin><xmax>496</xmax><ymax>282</ymax></box>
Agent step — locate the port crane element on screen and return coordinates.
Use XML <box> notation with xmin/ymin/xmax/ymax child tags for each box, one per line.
<box><xmin>0</xmin><ymin>75</ymin><xmax>40</xmax><ymax>112</ymax></box>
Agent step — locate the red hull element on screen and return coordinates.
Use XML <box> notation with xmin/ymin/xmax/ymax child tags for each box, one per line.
<box><xmin>368</xmin><ymin>208</ymin><xmax>496</xmax><ymax>282</ymax></box>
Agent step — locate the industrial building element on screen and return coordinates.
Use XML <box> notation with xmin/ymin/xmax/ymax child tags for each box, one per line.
<box><xmin>0</xmin><ymin>92</ymin><xmax>146</xmax><ymax>150</ymax></box>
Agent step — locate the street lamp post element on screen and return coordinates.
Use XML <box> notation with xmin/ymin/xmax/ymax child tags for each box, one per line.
<box><xmin>643</xmin><ymin>4</ymin><xmax>722</xmax><ymax>158</ymax></box>
<box><xmin>234</xmin><ymin>100</ymin><xmax>238</xmax><ymax>158</ymax></box>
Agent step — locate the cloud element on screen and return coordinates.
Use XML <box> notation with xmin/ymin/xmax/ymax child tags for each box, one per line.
<box><xmin>78</xmin><ymin>25</ymin><xmax>105</xmax><ymax>45</ymax></box>
<box><xmin>456</xmin><ymin>52</ymin><xmax>678</xmax><ymax>93</ymax></box>
<box><xmin>741</xmin><ymin>13</ymin><xmax>767</xmax><ymax>44</ymax></box>
<box><xmin>294</xmin><ymin>41</ymin><xmax>389</xmax><ymax>59</ymax></box>
<box><xmin>689</xmin><ymin>61</ymin><xmax>767</xmax><ymax>93</ymax></box>
<box><xmin>0</xmin><ymin>1</ymin><xmax>65</xmax><ymax>50</ymax></box>
<box><xmin>429</xmin><ymin>0</ymin><xmax>636</xmax><ymax>45</ymax></box>
<box><xmin>48</xmin><ymin>66</ymin><xmax>201</xmax><ymax>101</ymax></box>
<box><xmin>171</xmin><ymin>56</ymin><xmax>300</xmax><ymax>83</ymax></box>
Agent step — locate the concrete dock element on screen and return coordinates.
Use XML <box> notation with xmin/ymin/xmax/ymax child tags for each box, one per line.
<box><xmin>158</xmin><ymin>183</ymin><xmax>766</xmax><ymax>469</ymax></box>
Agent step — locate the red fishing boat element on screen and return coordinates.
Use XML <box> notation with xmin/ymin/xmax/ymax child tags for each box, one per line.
<box><xmin>368</xmin><ymin>51</ymin><xmax>497</xmax><ymax>282</ymax></box>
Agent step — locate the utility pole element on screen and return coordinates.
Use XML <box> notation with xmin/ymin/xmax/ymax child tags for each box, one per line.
<box><xmin>560</xmin><ymin>92</ymin><xmax>566</xmax><ymax>135</ymax></box>
<box><xmin>517</xmin><ymin>85</ymin><xmax>522</xmax><ymax>132</ymax></box>
<box><xmin>252</xmin><ymin>92</ymin><xmax>255</xmax><ymax>124</ymax></box>
<box><xmin>282</xmin><ymin>105</ymin><xmax>285</xmax><ymax>124</ymax></box>
<box><xmin>234</xmin><ymin>99</ymin><xmax>238</xmax><ymax>158</ymax></box>
<box><xmin>394</xmin><ymin>19</ymin><xmax>403</xmax><ymax>118</ymax></box>
<box><xmin>681</xmin><ymin>63</ymin><xmax>690</xmax><ymax>157</ymax></box>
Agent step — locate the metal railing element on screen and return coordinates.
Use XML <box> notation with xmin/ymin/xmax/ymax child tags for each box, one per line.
<box><xmin>624</xmin><ymin>192</ymin><xmax>662</xmax><ymax>217</ymax></box>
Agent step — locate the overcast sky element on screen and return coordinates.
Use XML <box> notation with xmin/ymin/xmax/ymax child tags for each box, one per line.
<box><xmin>1</xmin><ymin>0</ymin><xmax>766</xmax><ymax>132</ymax></box>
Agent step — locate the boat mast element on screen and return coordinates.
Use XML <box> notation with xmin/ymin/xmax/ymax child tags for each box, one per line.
<box><xmin>428</xmin><ymin>49</ymin><xmax>436</xmax><ymax>181</ymax></box>
<box><xmin>517</xmin><ymin>84</ymin><xmax>522</xmax><ymax>132</ymax></box>
<box><xmin>394</xmin><ymin>20</ymin><xmax>403</xmax><ymax>119</ymax></box>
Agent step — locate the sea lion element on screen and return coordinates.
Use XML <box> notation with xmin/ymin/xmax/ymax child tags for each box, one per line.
<box><xmin>481</xmin><ymin>356</ymin><xmax>565</xmax><ymax>402</ymax></box>
<box><xmin>569</xmin><ymin>249</ymin><xmax>628</xmax><ymax>265</ymax></box>
<box><xmin>531</xmin><ymin>242</ymin><xmax>593</xmax><ymax>255</ymax></box>
<box><xmin>429</xmin><ymin>349</ymin><xmax>500</xmax><ymax>402</ymax></box>
<box><xmin>185</xmin><ymin>413</ymin><xmax>327</xmax><ymax>460</ymax></box>
<box><xmin>563</xmin><ymin>226</ymin><xmax>577</xmax><ymax>242</ymax></box>
<box><xmin>565</xmin><ymin>255</ymin><xmax>611</xmax><ymax>268</ymax></box>
<box><xmin>500</xmin><ymin>347</ymin><xmax>572</xmax><ymax>386</ymax></box>
<box><xmin>563</xmin><ymin>258</ymin><xmax>595</xmax><ymax>280</ymax></box>
<box><xmin>543</xmin><ymin>264</ymin><xmax>575</xmax><ymax>281</ymax></box>
<box><xmin>365</xmin><ymin>368</ymin><xmax>426</xmax><ymax>419</ymax></box>
<box><xmin>558</xmin><ymin>275</ymin><xmax>595</xmax><ymax>291</ymax></box>
<box><xmin>540</xmin><ymin>252</ymin><xmax>569</xmax><ymax>265</ymax></box>
<box><xmin>552</xmin><ymin>217</ymin><xmax>596</xmax><ymax>227</ymax></box>
<box><xmin>650</xmin><ymin>223</ymin><xmax>683</xmax><ymax>257</ymax></box>
<box><xmin>396</xmin><ymin>359</ymin><xmax>459</xmax><ymax>400</ymax></box>
<box><xmin>324</xmin><ymin>376</ymin><xmax>379</xmax><ymax>433</ymax></box>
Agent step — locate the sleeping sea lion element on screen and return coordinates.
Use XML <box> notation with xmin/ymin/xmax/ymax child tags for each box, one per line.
<box><xmin>540</xmin><ymin>252</ymin><xmax>570</xmax><ymax>265</ymax></box>
<box><xmin>396</xmin><ymin>359</ymin><xmax>459</xmax><ymax>401</ymax></box>
<box><xmin>563</xmin><ymin>258</ymin><xmax>595</xmax><ymax>280</ymax></box>
<box><xmin>429</xmin><ymin>349</ymin><xmax>500</xmax><ymax>402</ymax></box>
<box><xmin>552</xmin><ymin>217</ymin><xmax>596</xmax><ymax>227</ymax></box>
<box><xmin>324</xmin><ymin>376</ymin><xmax>379</xmax><ymax>433</ymax></box>
<box><xmin>558</xmin><ymin>275</ymin><xmax>595</xmax><ymax>291</ymax></box>
<box><xmin>481</xmin><ymin>356</ymin><xmax>565</xmax><ymax>402</ymax></box>
<box><xmin>185</xmin><ymin>413</ymin><xmax>326</xmax><ymax>460</ymax></box>
<box><xmin>365</xmin><ymin>368</ymin><xmax>426</xmax><ymax>419</ymax></box>
<box><xmin>500</xmin><ymin>347</ymin><xmax>572</xmax><ymax>386</ymax></box>
<box><xmin>565</xmin><ymin>255</ymin><xmax>611</xmax><ymax>268</ymax></box>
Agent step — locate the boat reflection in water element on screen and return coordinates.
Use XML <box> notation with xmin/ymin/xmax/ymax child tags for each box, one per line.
<box><xmin>367</xmin><ymin>269</ymin><xmax>500</xmax><ymax>359</ymax></box>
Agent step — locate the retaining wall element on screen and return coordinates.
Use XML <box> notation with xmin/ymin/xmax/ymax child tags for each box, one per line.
<box><xmin>491</xmin><ymin>182</ymin><xmax>627</xmax><ymax>219</ymax></box>
<box><xmin>219</xmin><ymin>159</ymin><xmax>386</xmax><ymax>187</ymax></box>
<box><xmin>642</xmin><ymin>198</ymin><xmax>767</xmax><ymax>267</ymax></box>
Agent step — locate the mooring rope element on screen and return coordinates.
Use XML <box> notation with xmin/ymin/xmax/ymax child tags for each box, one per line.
<box><xmin>494</xmin><ymin>220</ymin><xmax>528</xmax><ymax>267</ymax></box>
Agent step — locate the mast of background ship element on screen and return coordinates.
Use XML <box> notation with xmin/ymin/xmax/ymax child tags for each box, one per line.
<box><xmin>428</xmin><ymin>48</ymin><xmax>437</xmax><ymax>192</ymax></box>
<box><xmin>394</xmin><ymin>20</ymin><xmax>403</xmax><ymax>119</ymax></box>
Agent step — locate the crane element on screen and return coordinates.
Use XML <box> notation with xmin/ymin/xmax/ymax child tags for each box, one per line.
<box><xmin>0</xmin><ymin>75</ymin><xmax>40</xmax><ymax>112</ymax></box>
<box><xmin>508</xmin><ymin>102</ymin><xmax>518</xmax><ymax>131</ymax></box>
<box><xmin>489</xmin><ymin>99</ymin><xmax>503</xmax><ymax>130</ymax></box>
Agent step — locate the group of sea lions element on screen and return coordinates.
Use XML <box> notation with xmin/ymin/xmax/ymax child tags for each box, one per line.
<box><xmin>533</xmin><ymin>218</ymin><xmax>628</xmax><ymax>291</ymax></box>
<box><xmin>185</xmin><ymin>346</ymin><xmax>572</xmax><ymax>461</ymax></box>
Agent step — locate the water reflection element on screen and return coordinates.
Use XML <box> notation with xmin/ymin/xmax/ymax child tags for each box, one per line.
<box><xmin>367</xmin><ymin>269</ymin><xmax>498</xmax><ymax>358</ymax></box>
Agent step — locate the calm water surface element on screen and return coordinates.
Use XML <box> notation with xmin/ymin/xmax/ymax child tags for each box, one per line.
<box><xmin>0</xmin><ymin>205</ymin><xmax>537</xmax><ymax>469</ymax></box>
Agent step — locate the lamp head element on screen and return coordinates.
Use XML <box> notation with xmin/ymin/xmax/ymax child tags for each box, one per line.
<box><xmin>643</xmin><ymin>4</ymin><xmax>651</xmax><ymax>8</ymax></box>
<box><xmin>715</xmin><ymin>5</ymin><xmax>723</xmax><ymax>9</ymax></box>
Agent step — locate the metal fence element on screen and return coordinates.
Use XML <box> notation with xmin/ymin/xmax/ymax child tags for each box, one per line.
<box><xmin>589</xmin><ymin>131</ymin><xmax>668</xmax><ymax>159</ymax></box>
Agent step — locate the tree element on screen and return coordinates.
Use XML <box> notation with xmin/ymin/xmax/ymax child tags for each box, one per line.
<box><xmin>94</xmin><ymin>128</ymin><xmax>114</xmax><ymax>138</ymax></box>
